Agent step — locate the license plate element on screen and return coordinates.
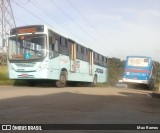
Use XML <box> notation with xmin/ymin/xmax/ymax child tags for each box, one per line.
<box><xmin>21</xmin><ymin>74</ymin><xmax>28</xmax><ymax>77</ymax></box>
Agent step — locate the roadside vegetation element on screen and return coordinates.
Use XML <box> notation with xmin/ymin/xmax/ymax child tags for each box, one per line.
<box><xmin>154</xmin><ymin>61</ymin><xmax>160</xmax><ymax>91</ymax></box>
<box><xmin>0</xmin><ymin>66</ymin><xmax>14</xmax><ymax>85</ymax></box>
<box><xmin>107</xmin><ymin>57</ymin><xmax>124</xmax><ymax>86</ymax></box>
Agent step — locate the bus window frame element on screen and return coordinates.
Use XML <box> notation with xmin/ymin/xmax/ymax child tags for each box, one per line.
<box><xmin>8</xmin><ymin>34</ymin><xmax>47</xmax><ymax>62</ymax></box>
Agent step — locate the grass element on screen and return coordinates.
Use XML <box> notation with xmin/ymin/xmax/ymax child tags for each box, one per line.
<box><xmin>0</xmin><ymin>80</ymin><xmax>14</xmax><ymax>85</ymax></box>
<box><xmin>0</xmin><ymin>66</ymin><xmax>8</xmax><ymax>79</ymax></box>
<box><xmin>0</xmin><ymin>66</ymin><xmax>14</xmax><ymax>85</ymax></box>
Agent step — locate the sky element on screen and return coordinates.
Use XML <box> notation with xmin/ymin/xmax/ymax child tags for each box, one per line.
<box><xmin>10</xmin><ymin>0</ymin><xmax>160</xmax><ymax>61</ymax></box>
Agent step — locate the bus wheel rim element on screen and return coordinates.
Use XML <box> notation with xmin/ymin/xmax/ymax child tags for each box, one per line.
<box><xmin>60</xmin><ymin>75</ymin><xmax>66</xmax><ymax>83</ymax></box>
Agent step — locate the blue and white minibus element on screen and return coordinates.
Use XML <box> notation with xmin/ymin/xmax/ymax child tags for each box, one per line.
<box><xmin>122</xmin><ymin>56</ymin><xmax>157</xmax><ymax>89</ymax></box>
<box><xmin>8</xmin><ymin>25</ymin><xmax>108</xmax><ymax>87</ymax></box>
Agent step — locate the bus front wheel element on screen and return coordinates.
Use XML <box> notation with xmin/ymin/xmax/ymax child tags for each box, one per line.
<box><xmin>56</xmin><ymin>71</ymin><xmax>67</xmax><ymax>88</ymax></box>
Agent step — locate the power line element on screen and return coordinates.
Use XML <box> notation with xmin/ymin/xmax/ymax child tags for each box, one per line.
<box><xmin>13</xmin><ymin>0</ymin><xmax>91</xmax><ymax>46</ymax></box>
<box><xmin>48</xmin><ymin>0</ymin><xmax>111</xmax><ymax>53</ymax></box>
<box><xmin>12</xmin><ymin>0</ymin><xmax>119</xmax><ymax>57</ymax></box>
<box><xmin>11</xmin><ymin>0</ymin><xmax>51</xmax><ymax>26</ymax></box>
<box><xmin>34</xmin><ymin>0</ymin><xmax>115</xmax><ymax>56</ymax></box>
<box><xmin>31</xmin><ymin>0</ymin><xmax>88</xmax><ymax>43</ymax></box>
<box><xmin>48</xmin><ymin>0</ymin><xmax>121</xmax><ymax>57</ymax></box>
<box><xmin>12</xmin><ymin>0</ymin><xmax>113</xmax><ymax>56</ymax></box>
<box><xmin>67</xmin><ymin>0</ymin><xmax>102</xmax><ymax>37</ymax></box>
<box><xmin>15</xmin><ymin>16</ymin><xmax>28</xmax><ymax>25</ymax></box>
<box><xmin>67</xmin><ymin>0</ymin><xmax>125</xmax><ymax>58</ymax></box>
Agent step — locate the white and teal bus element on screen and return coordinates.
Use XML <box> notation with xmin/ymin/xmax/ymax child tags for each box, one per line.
<box><xmin>8</xmin><ymin>25</ymin><xmax>108</xmax><ymax>87</ymax></box>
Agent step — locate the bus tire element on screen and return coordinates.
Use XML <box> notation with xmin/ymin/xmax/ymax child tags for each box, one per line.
<box><xmin>90</xmin><ymin>75</ymin><xmax>97</xmax><ymax>87</ymax></box>
<box><xmin>56</xmin><ymin>71</ymin><xmax>67</xmax><ymax>88</ymax></box>
<box><xmin>149</xmin><ymin>81</ymin><xmax>154</xmax><ymax>90</ymax></box>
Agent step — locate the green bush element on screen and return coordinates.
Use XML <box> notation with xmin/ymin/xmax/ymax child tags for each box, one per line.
<box><xmin>107</xmin><ymin>58</ymin><xmax>124</xmax><ymax>86</ymax></box>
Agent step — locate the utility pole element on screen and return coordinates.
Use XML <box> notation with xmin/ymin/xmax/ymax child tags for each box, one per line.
<box><xmin>0</xmin><ymin>0</ymin><xmax>16</xmax><ymax>65</ymax></box>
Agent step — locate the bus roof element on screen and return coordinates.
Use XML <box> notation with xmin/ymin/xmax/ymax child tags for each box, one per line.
<box><xmin>126</xmin><ymin>56</ymin><xmax>152</xmax><ymax>59</ymax></box>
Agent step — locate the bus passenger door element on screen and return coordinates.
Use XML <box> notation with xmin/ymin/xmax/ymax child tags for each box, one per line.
<box><xmin>89</xmin><ymin>50</ymin><xmax>93</xmax><ymax>75</ymax></box>
<box><xmin>70</xmin><ymin>43</ymin><xmax>76</xmax><ymax>72</ymax></box>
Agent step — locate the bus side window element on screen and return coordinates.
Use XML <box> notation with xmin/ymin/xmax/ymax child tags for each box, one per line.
<box><xmin>49</xmin><ymin>37</ymin><xmax>53</xmax><ymax>51</ymax></box>
<box><xmin>105</xmin><ymin>57</ymin><xmax>108</xmax><ymax>67</ymax></box>
<box><xmin>54</xmin><ymin>40</ymin><xmax>58</xmax><ymax>52</ymax></box>
<box><xmin>49</xmin><ymin>39</ymin><xmax>58</xmax><ymax>52</ymax></box>
<box><xmin>49</xmin><ymin>39</ymin><xmax>59</xmax><ymax>59</ymax></box>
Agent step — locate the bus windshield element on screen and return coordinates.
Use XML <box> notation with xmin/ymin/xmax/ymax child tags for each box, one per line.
<box><xmin>8</xmin><ymin>34</ymin><xmax>46</xmax><ymax>60</ymax></box>
<box><xmin>127</xmin><ymin>57</ymin><xmax>149</xmax><ymax>68</ymax></box>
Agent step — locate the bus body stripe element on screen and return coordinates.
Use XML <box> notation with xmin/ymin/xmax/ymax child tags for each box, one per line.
<box><xmin>125</xmin><ymin>69</ymin><xmax>149</xmax><ymax>73</ymax></box>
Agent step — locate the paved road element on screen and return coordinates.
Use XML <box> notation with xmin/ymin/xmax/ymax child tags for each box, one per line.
<box><xmin>0</xmin><ymin>86</ymin><xmax>159</xmax><ymax>133</ymax></box>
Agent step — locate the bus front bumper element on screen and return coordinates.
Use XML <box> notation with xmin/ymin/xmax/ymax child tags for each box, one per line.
<box><xmin>9</xmin><ymin>69</ymin><xmax>48</xmax><ymax>79</ymax></box>
<box><xmin>122</xmin><ymin>78</ymin><xmax>148</xmax><ymax>84</ymax></box>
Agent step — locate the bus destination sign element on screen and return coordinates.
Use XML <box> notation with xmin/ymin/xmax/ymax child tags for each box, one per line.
<box><xmin>17</xmin><ymin>28</ymin><xmax>36</xmax><ymax>34</ymax></box>
<box><xmin>10</xmin><ymin>25</ymin><xmax>44</xmax><ymax>35</ymax></box>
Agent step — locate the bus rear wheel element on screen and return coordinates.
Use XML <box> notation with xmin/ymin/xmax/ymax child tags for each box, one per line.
<box><xmin>56</xmin><ymin>71</ymin><xmax>67</xmax><ymax>88</ymax></box>
<box><xmin>89</xmin><ymin>75</ymin><xmax>97</xmax><ymax>87</ymax></box>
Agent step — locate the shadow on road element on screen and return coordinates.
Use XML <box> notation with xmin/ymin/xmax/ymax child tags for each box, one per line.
<box><xmin>13</xmin><ymin>80</ymin><xmax>95</xmax><ymax>88</ymax></box>
<box><xmin>0</xmin><ymin>90</ymin><xmax>159</xmax><ymax>125</ymax></box>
